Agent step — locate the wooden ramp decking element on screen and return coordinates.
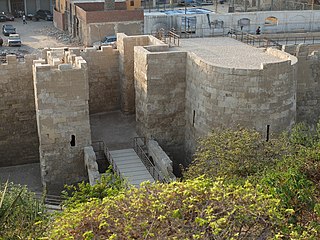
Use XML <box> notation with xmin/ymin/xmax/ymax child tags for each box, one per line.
<box><xmin>109</xmin><ymin>148</ymin><xmax>155</xmax><ymax>187</ymax></box>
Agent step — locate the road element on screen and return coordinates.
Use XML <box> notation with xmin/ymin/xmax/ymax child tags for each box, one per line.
<box><xmin>0</xmin><ymin>18</ymin><xmax>79</xmax><ymax>61</ymax></box>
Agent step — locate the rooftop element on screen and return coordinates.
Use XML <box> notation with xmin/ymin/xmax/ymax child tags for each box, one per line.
<box><xmin>176</xmin><ymin>37</ymin><xmax>284</xmax><ymax>69</ymax></box>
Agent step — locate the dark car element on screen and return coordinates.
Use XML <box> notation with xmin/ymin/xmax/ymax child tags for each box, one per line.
<box><xmin>0</xmin><ymin>13</ymin><xmax>6</xmax><ymax>22</ymax></box>
<box><xmin>0</xmin><ymin>36</ymin><xmax>3</xmax><ymax>46</ymax></box>
<box><xmin>2</xmin><ymin>24</ymin><xmax>16</xmax><ymax>36</ymax></box>
<box><xmin>2</xmin><ymin>12</ymin><xmax>14</xmax><ymax>21</ymax></box>
<box><xmin>93</xmin><ymin>35</ymin><xmax>117</xmax><ymax>49</ymax></box>
<box><xmin>35</xmin><ymin>10</ymin><xmax>53</xmax><ymax>21</ymax></box>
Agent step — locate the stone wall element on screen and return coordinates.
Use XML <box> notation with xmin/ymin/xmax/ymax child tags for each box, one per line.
<box><xmin>33</xmin><ymin>56</ymin><xmax>91</xmax><ymax>193</ymax></box>
<box><xmin>0</xmin><ymin>55</ymin><xmax>39</xmax><ymax>167</ymax></box>
<box><xmin>118</xmin><ymin>34</ymin><xmax>150</xmax><ymax>114</ymax></box>
<box><xmin>79</xmin><ymin>47</ymin><xmax>120</xmax><ymax>114</ymax></box>
<box><xmin>85</xmin><ymin>21</ymin><xmax>143</xmax><ymax>46</ymax></box>
<box><xmin>134</xmin><ymin>45</ymin><xmax>187</xmax><ymax>167</ymax></box>
<box><xmin>293</xmin><ymin>45</ymin><xmax>320</xmax><ymax>126</ymax></box>
<box><xmin>43</xmin><ymin>47</ymin><xmax>121</xmax><ymax>114</ymax></box>
<box><xmin>184</xmin><ymin>49</ymin><xmax>297</xmax><ymax>159</ymax></box>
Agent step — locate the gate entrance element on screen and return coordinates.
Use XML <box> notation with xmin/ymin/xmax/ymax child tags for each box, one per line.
<box><xmin>11</xmin><ymin>0</ymin><xmax>25</xmax><ymax>17</ymax></box>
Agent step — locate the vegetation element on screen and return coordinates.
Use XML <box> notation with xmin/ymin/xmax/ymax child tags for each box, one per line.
<box><xmin>48</xmin><ymin>178</ymin><xmax>286</xmax><ymax>239</ymax></box>
<box><xmin>61</xmin><ymin>168</ymin><xmax>125</xmax><ymax>208</ymax></box>
<box><xmin>183</xmin><ymin>124</ymin><xmax>320</xmax><ymax>239</ymax></box>
<box><xmin>0</xmin><ymin>181</ymin><xmax>48</xmax><ymax>240</ymax></box>
<box><xmin>183</xmin><ymin>127</ymin><xmax>292</xmax><ymax>181</ymax></box>
<box><xmin>3</xmin><ymin>123</ymin><xmax>320</xmax><ymax>239</ymax></box>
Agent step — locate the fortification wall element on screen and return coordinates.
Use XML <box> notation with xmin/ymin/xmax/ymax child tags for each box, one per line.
<box><xmin>33</xmin><ymin>56</ymin><xmax>91</xmax><ymax>193</ymax></box>
<box><xmin>292</xmin><ymin>45</ymin><xmax>320</xmax><ymax>126</ymax></box>
<box><xmin>118</xmin><ymin>34</ymin><xmax>165</xmax><ymax>114</ymax></box>
<box><xmin>0</xmin><ymin>55</ymin><xmax>39</xmax><ymax>167</ymax></box>
<box><xmin>79</xmin><ymin>47</ymin><xmax>120</xmax><ymax>114</ymax></box>
<box><xmin>185</xmin><ymin>49</ymin><xmax>297</xmax><ymax>159</ymax></box>
<box><xmin>43</xmin><ymin>47</ymin><xmax>121</xmax><ymax>114</ymax></box>
<box><xmin>134</xmin><ymin>46</ymin><xmax>187</xmax><ymax>167</ymax></box>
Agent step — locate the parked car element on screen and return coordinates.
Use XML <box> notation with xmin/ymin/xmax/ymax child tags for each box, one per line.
<box><xmin>0</xmin><ymin>12</ymin><xmax>6</xmax><ymax>22</ymax></box>
<box><xmin>8</xmin><ymin>34</ymin><xmax>21</xmax><ymax>47</ymax></box>
<box><xmin>2</xmin><ymin>24</ymin><xmax>16</xmax><ymax>36</ymax></box>
<box><xmin>2</xmin><ymin>12</ymin><xmax>14</xmax><ymax>21</ymax></box>
<box><xmin>0</xmin><ymin>36</ymin><xmax>3</xmax><ymax>46</ymax></box>
<box><xmin>35</xmin><ymin>10</ymin><xmax>53</xmax><ymax>21</ymax></box>
<box><xmin>93</xmin><ymin>35</ymin><xmax>117</xmax><ymax>49</ymax></box>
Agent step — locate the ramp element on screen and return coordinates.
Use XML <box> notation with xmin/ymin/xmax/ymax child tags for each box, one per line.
<box><xmin>109</xmin><ymin>149</ymin><xmax>155</xmax><ymax>187</ymax></box>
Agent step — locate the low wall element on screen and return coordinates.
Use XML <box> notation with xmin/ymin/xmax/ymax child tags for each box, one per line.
<box><xmin>0</xmin><ymin>55</ymin><xmax>39</xmax><ymax>167</ymax></box>
<box><xmin>84</xmin><ymin>146</ymin><xmax>100</xmax><ymax>185</ymax></box>
<box><xmin>147</xmin><ymin>140</ymin><xmax>175</xmax><ymax>180</ymax></box>
<box><xmin>144</xmin><ymin>10</ymin><xmax>320</xmax><ymax>36</ymax></box>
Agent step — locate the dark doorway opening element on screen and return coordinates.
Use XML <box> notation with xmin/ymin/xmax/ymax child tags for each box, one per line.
<box><xmin>11</xmin><ymin>0</ymin><xmax>25</xmax><ymax>17</ymax></box>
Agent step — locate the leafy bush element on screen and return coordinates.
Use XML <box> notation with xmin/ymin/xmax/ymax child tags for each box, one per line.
<box><xmin>183</xmin><ymin>127</ymin><xmax>290</xmax><ymax>181</ymax></box>
<box><xmin>48</xmin><ymin>177</ymin><xmax>286</xmax><ymax>239</ymax></box>
<box><xmin>61</xmin><ymin>168</ymin><xmax>125</xmax><ymax>208</ymax></box>
<box><xmin>0</xmin><ymin>181</ymin><xmax>48</xmax><ymax>239</ymax></box>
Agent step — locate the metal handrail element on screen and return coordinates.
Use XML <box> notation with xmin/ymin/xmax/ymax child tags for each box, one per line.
<box><xmin>133</xmin><ymin>137</ymin><xmax>173</xmax><ymax>183</ymax></box>
<box><xmin>168</xmin><ymin>30</ymin><xmax>180</xmax><ymax>46</ymax></box>
<box><xmin>92</xmin><ymin>140</ymin><xmax>123</xmax><ymax>181</ymax></box>
<box><xmin>105</xmin><ymin>146</ymin><xmax>123</xmax><ymax>181</ymax></box>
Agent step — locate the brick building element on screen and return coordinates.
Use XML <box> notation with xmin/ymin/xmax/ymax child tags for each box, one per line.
<box><xmin>53</xmin><ymin>0</ymin><xmax>143</xmax><ymax>45</ymax></box>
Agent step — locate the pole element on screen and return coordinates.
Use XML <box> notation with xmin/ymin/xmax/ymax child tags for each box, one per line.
<box><xmin>185</xmin><ymin>2</ymin><xmax>187</xmax><ymax>36</ymax></box>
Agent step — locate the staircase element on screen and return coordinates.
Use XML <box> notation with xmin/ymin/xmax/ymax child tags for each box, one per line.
<box><xmin>109</xmin><ymin>149</ymin><xmax>154</xmax><ymax>187</ymax></box>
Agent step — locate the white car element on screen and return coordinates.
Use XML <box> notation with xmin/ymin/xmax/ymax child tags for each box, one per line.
<box><xmin>8</xmin><ymin>33</ymin><xmax>21</xmax><ymax>47</ymax></box>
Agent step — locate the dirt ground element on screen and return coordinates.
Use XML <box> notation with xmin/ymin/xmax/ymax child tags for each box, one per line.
<box><xmin>0</xmin><ymin>18</ymin><xmax>81</xmax><ymax>62</ymax></box>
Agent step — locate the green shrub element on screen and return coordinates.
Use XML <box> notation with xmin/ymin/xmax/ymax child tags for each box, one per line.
<box><xmin>61</xmin><ymin>168</ymin><xmax>125</xmax><ymax>208</ymax></box>
<box><xmin>48</xmin><ymin>177</ymin><xmax>286</xmax><ymax>239</ymax></box>
<box><xmin>0</xmin><ymin>181</ymin><xmax>48</xmax><ymax>239</ymax></box>
<box><xmin>183</xmin><ymin>127</ymin><xmax>290</xmax><ymax>181</ymax></box>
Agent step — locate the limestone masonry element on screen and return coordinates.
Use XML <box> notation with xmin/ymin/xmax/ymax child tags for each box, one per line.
<box><xmin>1</xmin><ymin>33</ymin><xmax>319</xmax><ymax>191</ymax></box>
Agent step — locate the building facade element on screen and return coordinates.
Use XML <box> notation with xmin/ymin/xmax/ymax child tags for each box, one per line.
<box><xmin>0</xmin><ymin>0</ymin><xmax>52</xmax><ymax>15</ymax></box>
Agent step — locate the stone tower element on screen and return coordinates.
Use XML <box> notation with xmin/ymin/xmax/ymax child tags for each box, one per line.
<box><xmin>33</xmin><ymin>53</ymin><xmax>91</xmax><ymax>193</ymax></box>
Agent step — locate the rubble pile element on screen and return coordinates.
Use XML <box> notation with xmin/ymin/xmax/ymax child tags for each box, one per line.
<box><xmin>34</xmin><ymin>26</ymin><xmax>81</xmax><ymax>46</ymax></box>
<box><xmin>0</xmin><ymin>49</ymin><xmax>29</xmax><ymax>63</ymax></box>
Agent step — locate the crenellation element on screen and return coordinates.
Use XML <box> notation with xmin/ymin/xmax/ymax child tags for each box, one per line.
<box><xmin>2</xmin><ymin>33</ymin><xmax>320</xmax><ymax>189</ymax></box>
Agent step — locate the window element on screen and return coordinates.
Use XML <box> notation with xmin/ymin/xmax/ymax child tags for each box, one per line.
<box><xmin>265</xmin><ymin>16</ymin><xmax>278</xmax><ymax>26</ymax></box>
<box><xmin>238</xmin><ymin>18</ymin><xmax>250</xmax><ymax>26</ymax></box>
<box><xmin>70</xmin><ymin>135</ymin><xmax>76</xmax><ymax>146</ymax></box>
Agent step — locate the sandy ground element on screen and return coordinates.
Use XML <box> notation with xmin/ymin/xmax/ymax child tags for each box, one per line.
<box><xmin>0</xmin><ymin>18</ymin><xmax>79</xmax><ymax>61</ymax></box>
